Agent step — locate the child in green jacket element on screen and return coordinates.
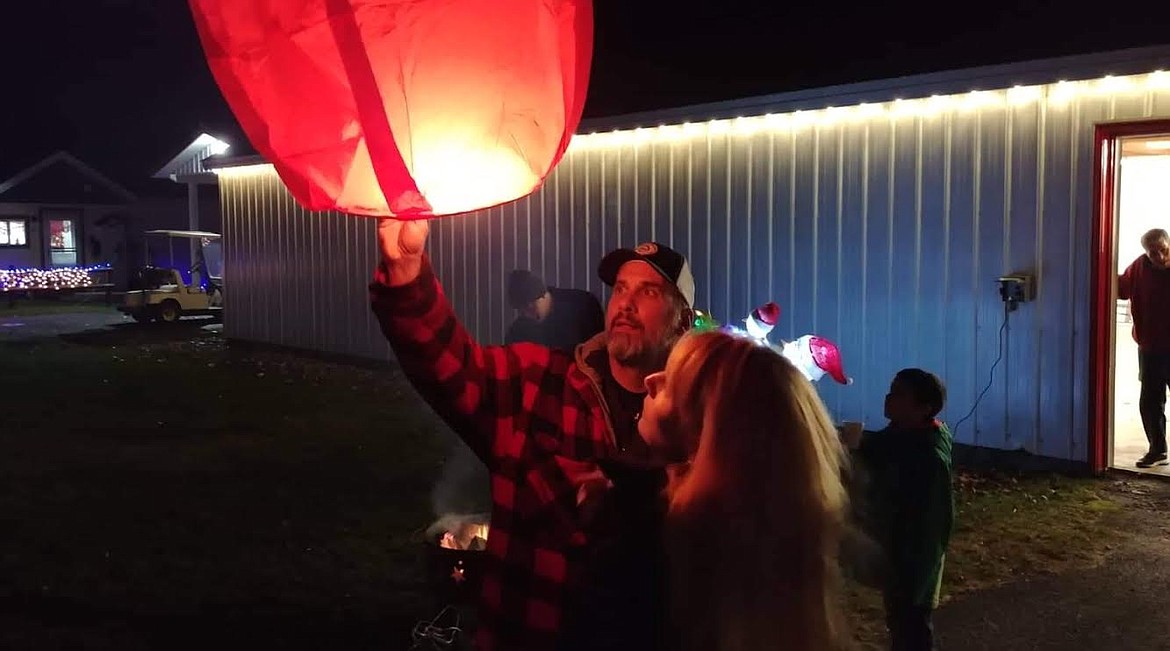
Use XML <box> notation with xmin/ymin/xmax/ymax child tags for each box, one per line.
<box><xmin>852</xmin><ymin>368</ymin><xmax>954</xmax><ymax>651</ymax></box>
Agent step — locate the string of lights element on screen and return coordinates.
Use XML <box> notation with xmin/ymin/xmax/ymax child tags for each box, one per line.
<box><xmin>569</xmin><ymin>70</ymin><xmax>1170</xmax><ymax>148</ymax></box>
<box><xmin>0</xmin><ymin>264</ymin><xmax>111</xmax><ymax>292</ymax></box>
<box><xmin>213</xmin><ymin>69</ymin><xmax>1170</xmax><ymax>182</ymax></box>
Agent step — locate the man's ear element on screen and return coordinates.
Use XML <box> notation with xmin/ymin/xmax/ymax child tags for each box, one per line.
<box><xmin>680</xmin><ymin>307</ymin><xmax>694</xmax><ymax>333</ymax></box>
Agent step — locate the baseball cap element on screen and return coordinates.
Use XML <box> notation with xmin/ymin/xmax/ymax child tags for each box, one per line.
<box><xmin>598</xmin><ymin>242</ymin><xmax>695</xmax><ymax>306</ymax></box>
<box><xmin>507</xmin><ymin>270</ymin><xmax>547</xmax><ymax>309</ymax></box>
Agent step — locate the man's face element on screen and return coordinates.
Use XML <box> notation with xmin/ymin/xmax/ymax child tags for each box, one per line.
<box><xmin>521</xmin><ymin>291</ymin><xmax>552</xmax><ymax>322</ymax></box>
<box><xmin>1146</xmin><ymin>238</ymin><xmax>1170</xmax><ymax>269</ymax></box>
<box><xmin>605</xmin><ymin>261</ymin><xmax>683</xmax><ymax>368</ymax></box>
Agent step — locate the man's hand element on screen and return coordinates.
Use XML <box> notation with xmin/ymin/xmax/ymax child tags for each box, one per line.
<box><xmin>377</xmin><ymin>217</ymin><xmax>430</xmax><ymax>286</ymax></box>
<box><xmin>552</xmin><ymin>457</ymin><xmax>614</xmax><ymax>524</ymax></box>
<box><xmin>575</xmin><ymin>467</ymin><xmax>614</xmax><ymax>523</ymax></box>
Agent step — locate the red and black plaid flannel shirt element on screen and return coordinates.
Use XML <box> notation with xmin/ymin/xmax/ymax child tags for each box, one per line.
<box><xmin>370</xmin><ymin>256</ymin><xmax>618</xmax><ymax>651</ymax></box>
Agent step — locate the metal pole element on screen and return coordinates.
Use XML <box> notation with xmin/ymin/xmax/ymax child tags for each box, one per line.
<box><xmin>188</xmin><ymin>182</ymin><xmax>201</xmax><ymax>287</ymax></box>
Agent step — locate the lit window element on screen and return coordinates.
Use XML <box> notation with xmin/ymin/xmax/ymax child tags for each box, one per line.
<box><xmin>49</xmin><ymin>219</ymin><xmax>77</xmax><ymax>266</ymax></box>
<box><xmin>0</xmin><ymin>218</ymin><xmax>27</xmax><ymax>247</ymax></box>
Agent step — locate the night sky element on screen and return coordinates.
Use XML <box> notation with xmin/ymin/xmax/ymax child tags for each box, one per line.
<box><xmin>1</xmin><ymin>1</ymin><xmax>1169</xmax><ymax>195</ymax></box>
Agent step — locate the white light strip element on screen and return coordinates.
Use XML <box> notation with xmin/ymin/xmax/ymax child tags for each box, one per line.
<box><xmin>210</xmin><ymin>68</ymin><xmax>1170</xmax><ymax>179</ymax></box>
<box><xmin>211</xmin><ymin>163</ymin><xmax>274</xmax><ymax>178</ymax></box>
<box><xmin>568</xmin><ymin>69</ymin><xmax>1170</xmax><ymax>150</ymax></box>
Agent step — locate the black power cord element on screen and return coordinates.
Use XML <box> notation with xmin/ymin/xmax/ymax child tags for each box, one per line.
<box><xmin>951</xmin><ymin>300</ymin><xmax>1011</xmax><ymax>435</ymax></box>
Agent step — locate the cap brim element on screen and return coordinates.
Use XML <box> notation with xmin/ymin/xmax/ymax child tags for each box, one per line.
<box><xmin>598</xmin><ymin>249</ymin><xmax>641</xmax><ymax>286</ymax></box>
<box><xmin>599</xmin><ymin>247</ymin><xmax>694</xmax><ymax>307</ymax></box>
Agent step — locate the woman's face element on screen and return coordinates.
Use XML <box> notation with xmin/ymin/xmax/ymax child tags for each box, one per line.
<box><xmin>638</xmin><ymin>370</ymin><xmax>688</xmax><ymax>461</ymax></box>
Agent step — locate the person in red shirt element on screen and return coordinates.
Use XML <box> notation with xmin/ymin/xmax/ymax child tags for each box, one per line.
<box><xmin>1118</xmin><ymin>227</ymin><xmax>1170</xmax><ymax>468</ymax></box>
<box><xmin>370</xmin><ymin>218</ymin><xmax>695</xmax><ymax>650</ymax></box>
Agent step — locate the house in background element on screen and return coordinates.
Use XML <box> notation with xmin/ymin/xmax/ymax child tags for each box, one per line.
<box><xmin>0</xmin><ymin>151</ymin><xmax>137</xmax><ymax>286</ymax></box>
<box><xmin>0</xmin><ymin>135</ymin><xmax>234</xmax><ymax>291</ymax></box>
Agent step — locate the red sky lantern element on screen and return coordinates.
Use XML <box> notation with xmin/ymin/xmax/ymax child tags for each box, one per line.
<box><xmin>189</xmin><ymin>0</ymin><xmax>593</xmax><ymax>219</ymax></box>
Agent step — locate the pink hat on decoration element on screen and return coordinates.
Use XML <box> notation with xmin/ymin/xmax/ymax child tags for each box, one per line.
<box><xmin>808</xmin><ymin>336</ymin><xmax>851</xmax><ymax>385</ymax></box>
<box><xmin>751</xmin><ymin>302</ymin><xmax>780</xmax><ymax>326</ymax></box>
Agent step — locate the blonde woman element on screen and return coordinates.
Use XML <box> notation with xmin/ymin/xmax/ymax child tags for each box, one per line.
<box><xmin>639</xmin><ymin>330</ymin><xmax>852</xmax><ymax>651</ymax></box>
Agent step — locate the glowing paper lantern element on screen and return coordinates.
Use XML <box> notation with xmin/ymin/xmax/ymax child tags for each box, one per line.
<box><xmin>189</xmin><ymin>0</ymin><xmax>593</xmax><ymax>218</ymax></box>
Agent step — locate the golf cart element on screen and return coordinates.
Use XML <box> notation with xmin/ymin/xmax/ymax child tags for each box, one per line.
<box><xmin>119</xmin><ymin>230</ymin><xmax>223</xmax><ymax>324</ymax></box>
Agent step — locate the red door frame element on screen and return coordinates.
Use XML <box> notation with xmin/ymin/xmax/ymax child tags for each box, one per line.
<box><xmin>1089</xmin><ymin>119</ymin><xmax>1170</xmax><ymax>472</ymax></box>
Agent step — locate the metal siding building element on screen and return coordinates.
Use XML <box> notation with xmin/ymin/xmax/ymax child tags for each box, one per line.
<box><xmin>215</xmin><ymin>46</ymin><xmax>1170</xmax><ymax>464</ymax></box>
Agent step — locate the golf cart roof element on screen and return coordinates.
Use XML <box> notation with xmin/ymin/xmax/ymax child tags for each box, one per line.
<box><xmin>144</xmin><ymin>229</ymin><xmax>222</xmax><ymax>239</ymax></box>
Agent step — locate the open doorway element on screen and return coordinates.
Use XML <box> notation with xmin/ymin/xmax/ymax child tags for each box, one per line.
<box><xmin>1111</xmin><ymin>134</ymin><xmax>1170</xmax><ymax>473</ymax></box>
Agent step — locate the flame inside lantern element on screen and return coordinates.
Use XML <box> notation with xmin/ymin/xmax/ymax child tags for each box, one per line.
<box><xmin>439</xmin><ymin>523</ymin><xmax>489</xmax><ymax>551</ymax></box>
<box><xmin>430</xmin><ymin>514</ymin><xmax>490</xmax><ymax>551</ymax></box>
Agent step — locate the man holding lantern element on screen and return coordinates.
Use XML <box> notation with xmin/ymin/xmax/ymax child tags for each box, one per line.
<box><xmin>371</xmin><ymin>220</ymin><xmax>694</xmax><ymax>650</ymax></box>
<box><xmin>190</xmin><ymin>0</ymin><xmax>635</xmax><ymax>645</ymax></box>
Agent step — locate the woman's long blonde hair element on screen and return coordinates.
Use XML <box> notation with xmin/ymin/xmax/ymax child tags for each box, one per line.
<box><xmin>662</xmin><ymin>330</ymin><xmax>850</xmax><ymax>651</ymax></box>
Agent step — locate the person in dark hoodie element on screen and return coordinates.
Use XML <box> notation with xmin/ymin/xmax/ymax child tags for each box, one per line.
<box><xmin>504</xmin><ymin>269</ymin><xmax>605</xmax><ymax>352</ymax></box>
<box><xmin>848</xmin><ymin>368</ymin><xmax>954</xmax><ymax>651</ymax></box>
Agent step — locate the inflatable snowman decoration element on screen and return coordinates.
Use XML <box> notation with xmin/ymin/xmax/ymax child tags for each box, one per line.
<box><xmin>743</xmin><ymin>302</ymin><xmax>781</xmax><ymax>341</ymax></box>
<box><xmin>778</xmin><ymin>334</ymin><xmax>852</xmax><ymax>385</ymax></box>
<box><xmin>705</xmin><ymin>300</ymin><xmax>852</xmax><ymax>386</ymax></box>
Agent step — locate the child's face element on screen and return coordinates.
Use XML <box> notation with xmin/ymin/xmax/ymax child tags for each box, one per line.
<box><xmin>883</xmin><ymin>379</ymin><xmax>931</xmax><ymax>424</ymax></box>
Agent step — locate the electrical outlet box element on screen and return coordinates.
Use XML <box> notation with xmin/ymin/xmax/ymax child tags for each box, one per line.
<box><xmin>997</xmin><ymin>274</ymin><xmax>1033</xmax><ymax>308</ymax></box>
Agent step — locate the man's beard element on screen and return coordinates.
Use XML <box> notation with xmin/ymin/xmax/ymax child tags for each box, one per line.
<box><xmin>607</xmin><ymin>327</ymin><xmax>680</xmax><ymax>372</ymax></box>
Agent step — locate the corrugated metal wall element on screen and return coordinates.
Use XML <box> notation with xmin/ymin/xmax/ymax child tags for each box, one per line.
<box><xmin>220</xmin><ymin>72</ymin><xmax>1170</xmax><ymax>463</ymax></box>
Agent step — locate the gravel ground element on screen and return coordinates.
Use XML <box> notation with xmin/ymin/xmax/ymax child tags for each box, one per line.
<box><xmin>936</xmin><ymin>476</ymin><xmax>1170</xmax><ymax>651</ymax></box>
<box><xmin>0</xmin><ymin>311</ymin><xmax>135</xmax><ymax>340</ymax></box>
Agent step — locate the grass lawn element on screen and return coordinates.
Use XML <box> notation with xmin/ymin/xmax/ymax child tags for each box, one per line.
<box><xmin>0</xmin><ymin>318</ymin><xmax>1134</xmax><ymax>649</ymax></box>
<box><xmin>0</xmin><ymin>323</ymin><xmax>451</xmax><ymax>649</ymax></box>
